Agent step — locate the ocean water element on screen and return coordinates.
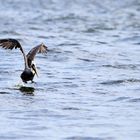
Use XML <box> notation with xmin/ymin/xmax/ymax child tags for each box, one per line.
<box><xmin>0</xmin><ymin>0</ymin><xmax>140</xmax><ymax>140</ymax></box>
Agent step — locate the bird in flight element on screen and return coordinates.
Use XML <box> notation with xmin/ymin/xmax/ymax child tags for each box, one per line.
<box><xmin>0</xmin><ymin>38</ymin><xmax>47</xmax><ymax>83</ymax></box>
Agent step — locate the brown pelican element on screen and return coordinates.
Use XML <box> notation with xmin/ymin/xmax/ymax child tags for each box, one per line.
<box><xmin>0</xmin><ymin>38</ymin><xmax>47</xmax><ymax>83</ymax></box>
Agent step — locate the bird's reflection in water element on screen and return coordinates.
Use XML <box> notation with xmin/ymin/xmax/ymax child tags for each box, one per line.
<box><xmin>19</xmin><ymin>86</ymin><xmax>35</xmax><ymax>96</ymax></box>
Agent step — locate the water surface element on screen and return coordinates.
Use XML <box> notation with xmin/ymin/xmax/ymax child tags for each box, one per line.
<box><xmin>0</xmin><ymin>0</ymin><xmax>140</xmax><ymax>140</ymax></box>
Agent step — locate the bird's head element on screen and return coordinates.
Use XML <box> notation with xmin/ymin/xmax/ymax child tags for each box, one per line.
<box><xmin>31</xmin><ymin>63</ymin><xmax>38</xmax><ymax>77</ymax></box>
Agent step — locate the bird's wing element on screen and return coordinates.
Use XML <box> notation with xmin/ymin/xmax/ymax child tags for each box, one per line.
<box><xmin>26</xmin><ymin>43</ymin><xmax>47</xmax><ymax>67</ymax></box>
<box><xmin>0</xmin><ymin>38</ymin><xmax>28</xmax><ymax>68</ymax></box>
<box><xmin>0</xmin><ymin>38</ymin><xmax>24</xmax><ymax>54</ymax></box>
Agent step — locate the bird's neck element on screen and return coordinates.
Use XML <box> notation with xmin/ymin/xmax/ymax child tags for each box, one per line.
<box><xmin>22</xmin><ymin>51</ymin><xmax>29</xmax><ymax>69</ymax></box>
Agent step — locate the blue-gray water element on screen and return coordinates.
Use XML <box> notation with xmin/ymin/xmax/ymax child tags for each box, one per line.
<box><xmin>0</xmin><ymin>0</ymin><xmax>140</xmax><ymax>140</ymax></box>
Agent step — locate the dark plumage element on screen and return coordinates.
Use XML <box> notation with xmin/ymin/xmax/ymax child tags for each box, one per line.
<box><xmin>0</xmin><ymin>38</ymin><xmax>47</xmax><ymax>83</ymax></box>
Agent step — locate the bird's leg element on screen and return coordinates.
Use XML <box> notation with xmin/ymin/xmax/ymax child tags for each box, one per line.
<box><xmin>23</xmin><ymin>80</ymin><xmax>27</xmax><ymax>84</ymax></box>
<box><xmin>31</xmin><ymin>80</ymin><xmax>36</xmax><ymax>84</ymax></box>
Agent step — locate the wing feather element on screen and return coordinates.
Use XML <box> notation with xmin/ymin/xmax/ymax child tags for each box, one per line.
<box><xmin>0</xmin><ymin>38</ymin><xmax>24</xmax><ymax>53</ymax></box>
<box><xmin>27</xmin><ymin>43</ymin><xmax>47</xmax><ymax>67</ymax></box>
<box><xmin>0</xmin><ymin>38</ymin><xmax>29</xmax><ymax>68</ymax></box>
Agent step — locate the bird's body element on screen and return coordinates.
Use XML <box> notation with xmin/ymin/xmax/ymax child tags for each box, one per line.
<box><xmin>0</xmin><ymin>38</ymin><xmax>47</xmax><ymax>83</ymax></box>
<box><xmin>20</xmin><ymin>68</ymin><xmax>34</xmax><ymax>83</ymax></box>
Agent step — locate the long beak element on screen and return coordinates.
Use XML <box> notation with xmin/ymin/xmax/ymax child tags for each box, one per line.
<box><xmin>32</xmin><ymin>64</ymin><xmax>38</xmax><ymax>77</ymax></box>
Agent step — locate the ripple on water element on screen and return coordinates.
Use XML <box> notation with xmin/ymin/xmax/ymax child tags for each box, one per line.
<box><xmin>128</xmin><ymin>98</ymin><xmax>140</xmax><ymax>103</ymax></box>
<box><xmin>100</xmin><ymin>79</ymin><xmax>140</xmax><ymax>85</ymax></box>
<box><xmin>0</xmin><ymin>91</ymin><xmax>10</xmax><ymax>94</ymax></box>
<box><xmin>102</xmin><ymin>64</ymin><xmax>139</xmax><ymax>70</ymax></box>
<box><xmin>65</xmin><ymin>136</ymin><xmax>114</xmax><ymax>140</ymax></box>
<box><xmin>62</xmin><ymin>107</ymin><xmax>80</xmax><ymax>111</ymax></box>
<box><xmin>58</xmin><ymin>43</ymin><xmax>80</xmax><ymax>46</ymax></box>
<box><xmin>78</xmin><ymin>58</ymin><xmax>95</xmax><ymax>62</ymax></box>
<box><xmin>109</xmin><ymin>97</ymin><xmax>130</xmax><ymax>102</ymax></box>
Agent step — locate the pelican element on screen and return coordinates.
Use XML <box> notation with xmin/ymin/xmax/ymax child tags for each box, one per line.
<box><xmin>0</xmin><ymin>38</ymin><xmax>47</xmax><ymax>83</ymax></box>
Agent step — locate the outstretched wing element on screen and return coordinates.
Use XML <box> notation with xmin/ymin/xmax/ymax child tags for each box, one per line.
<box><xmin>0</xmin><ymin>38</ymin><xmax>25</xmax><ymax>54</ymax></box>
<box><xmin>0</xmin><ymin>38</ymin><xmax>28</xmax><ymax>68</ymax></box>
<box><xmin>27</xmin><ymin>43</ymin><xmax>47</xmax><ymax>67</ymax></box>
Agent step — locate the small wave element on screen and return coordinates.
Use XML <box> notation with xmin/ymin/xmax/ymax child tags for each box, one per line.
<box><xmin>29</xmin><ymin>26</ymin><xmax>43</xmax><ymax>31</ymax></box>
<box><xmin>37</xmin><ymin>35</ymin><xmax>48</xmax><ymax>39</ymax></box>
<box><xmin>102</xmin><ymin>64</ymin><xmax>138</xmax><ymax>70</ymax></box>
<box><xmin>129</xmin><ymin>98</ymin><xmax>140</xmax><ymax>103</ymax></box>
<box><xmin>109</xmin><ymin>97</ymin><xmax>130</xmax><ymax>102</ymax></box>
<box><xmin>133</xmin><ymin>42</ymin><xmax>140</xmax><ymax>45</ymax></box>
<box><xmin>62</xmin><ymin>107</ymin><xmax>80</xmax><ymax>110</ymax></box>
<box><xmin>97</xmin><ymin>41</ymin><xmax>108</xmax><ymax>44</ymax></box>
<box><xmin>100</xmin><ymin>79</ymin><xmax>140</xmax><ymax>85</ymax></box>
<box><xmin>57</xmin><ymin>43</ymin><xmax>80</xmax><ymax>46</ymax></box>
<box><xmin>84</xmin><ymin>28</ymin><xmax>97</xmax><ymax>33</ymax></box>
<box><xmin>1</xmin><ymin>30</ymin><xmax>21</xmax><ymax>36</ymax></box>
<box><xmin>65</xmin><ymin>136</ymin><xmax>113</xmax><ymax>140</ymax></box>
<box><xmin>45</xmin><ymin>14</ymin><xmax>84</xmax><ymax>22</ymax></box>
<box><xmin>78</xmin><ymin>58</ymin><xmax>95</xmax><ymax>62</ymax></box>
<box><xmin>0</xmin><ymin>91</ymin><xmax>10</xmax><ymax>94</ymax></box>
